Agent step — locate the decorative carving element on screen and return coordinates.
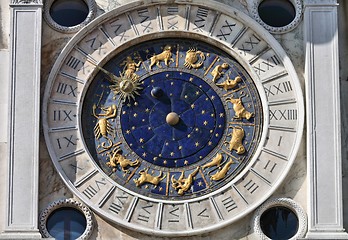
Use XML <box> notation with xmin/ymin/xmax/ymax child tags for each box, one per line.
<box><xmin>211</xmin><ymin>159</ymin><xmax>234</xmax><ymax>181</ymax></box>
<box><xmin>133</xmin><ymin>168</ymin><xmax>166</xmax><ymax>187</ymax></box>
<box><xmin>227</xmin><ymin>96</ymin><xmax>254</xmax><ymax>120</ymax></box>
<box><xmin>216</xmin><ymin>75</ymin><xmax>242</xmax><ymax>90</ymax></box>
<box><xmin>11</xmin><ymin>0</ymin><xmax>42</xmax><ymax>4</ymax></box>
<box><xmin>171</xmin><ymin>167</ymin><xmax>199</xmax><ymax>195</ymax></box>
<box><xmin>93</xmin><ymin>104</ymin><xmax>117</xmax><ymax>150</ymax></box>
<box><xmin>149</xmin><ymin>45</ymin><xmax>174</xmax><ymax>70</ymax></box>
<box><xmin>39</xmin><ymin>198</ymin><xmax>94</xmax><ymax>240</ymax></box>
<box><xmin>106</xmin><ymin>148</ymin><xmax>140</xmax><ymax>173</ymax></box>
<box><xmin>211</xmin><ymin>63</ymin><xmax>229</xmax><ymax>82</ymax></box>
<box><xmin>224</xmin><ymin>126</ymin><xmax>245</xmax><ymax>154</ymax></box>
<box><xmin>252</xmin><ymin>198</ymin><xmax>307</xmax><ymax>239</ymax></box>
<box><xmin>184</xmin><ymin>48</ymin><xmax>205</xmax><ymax>69</ymax></box>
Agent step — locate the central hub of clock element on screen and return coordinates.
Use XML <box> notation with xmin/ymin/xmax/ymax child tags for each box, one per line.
<box><xmin>166</xmin><ymin>112</ymin><xmax>180</xmax><ymax>126</ymax></box>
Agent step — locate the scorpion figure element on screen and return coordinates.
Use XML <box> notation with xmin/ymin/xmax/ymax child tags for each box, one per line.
<box><xmin>93</xmin><ymin>104</ymin><xmax>117</xmax><ymax>149</ymax></box>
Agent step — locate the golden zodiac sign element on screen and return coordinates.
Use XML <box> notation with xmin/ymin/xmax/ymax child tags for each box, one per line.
<box><xmin>211</xmin><ymin>63</ymin><xmax>229</xmax><ymax>82</ymax></box>
<box><xmin>202</xmin><ymin>153</ymin><xmax>223</xmax><ymax>169</ymax></box>
<box><xmin>106</xmin><ymin>148</ymin><xmax>140</xmax><ymax>173</ymax></box>
<box><xmin>149</xmin><ymin>45</ymin><xmax>174</xmax><ymax>70</ymax></box>
<box><xmin>211</xmin><ymin>159</ymin><xmax>234</xmax><ymax>181</ymax></box>
<box><xmin>224</xmin><ymin>126</ymin><xmax>245</xmax><ymax>154</ymax></box>
<box><xmin>171</xmin><ymin>167</ymin><xmax>200</xmax><ymax>195</ymax></box>
<box><xmin>226</xmin><ymin>96</ymin><xmax>254</xmax><ymax>120</ymax></box>
<box><xmin>184</xmin><ymin>48</ymin><xmax>205</xmax><ymax>69</ymax></box>
<box><xmin>120</xmin><ymin>56</ymin><xmax>142</xmax><ymax>80</ymax></box>
<box><xmin>133</xmin><ymin>168</ymin><xmax>166</xmax><ymax>187</ymax></box>
<box><xmin>216</xmin><ymin>75</ymin><xmax>242</xmax><ymax>90</ymax></box>
<box><xmin>93</xmin><ymin>104</ymin><xmax>117</xmax><ymax>149</ymax></box>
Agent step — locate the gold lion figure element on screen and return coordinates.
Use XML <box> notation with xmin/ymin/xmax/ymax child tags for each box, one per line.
<box><xmin>149</xmin><ymin>45</ymin><xmax>174</xmax><ymax>70</ymax></box>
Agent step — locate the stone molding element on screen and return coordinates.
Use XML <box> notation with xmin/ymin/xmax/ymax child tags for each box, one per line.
<box><xmin>304</xmin><ymin>0</ymin><xmax>348</xmax><ymax>238</ymax></box>
<box><xmin>1</xmin><ymin>1</ymin><xmax>42</xmax><ymax>239</ymax></box>
<box><xmin>39</xmin><ymin>198</ymin><xmax>94</xmax><ymax>240</ymax></box>
<box><xmin>11</xmin><ymin>0</ymin><xmax>42</xmax><ymax>4</ymax></box>
<box><xmin>252</xmin><ymin>197</ymin><xmax>307</xmax><ymax>240</ymax></box>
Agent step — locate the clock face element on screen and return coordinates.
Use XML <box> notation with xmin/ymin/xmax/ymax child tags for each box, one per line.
<box><xmin>43</xmin><ymin>1</ymin><xmax>303</xmax><ymax>236</ymax></box>
<box><xmin>81</xmin><ymin>39</ymin><xmax>263</xmax><ymax>200</ymax></box>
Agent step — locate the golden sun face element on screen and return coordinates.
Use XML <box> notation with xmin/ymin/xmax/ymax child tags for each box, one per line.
<box><xmin>110</xmin><ymin>77</ymin><xmax>143</xmax><ymax>102</ymax></box>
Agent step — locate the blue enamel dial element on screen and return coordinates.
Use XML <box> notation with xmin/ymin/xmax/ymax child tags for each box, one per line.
<box><xmin>82</xmin><ymin>39</ymin><xmax>263</xmax><ymax>200</ymax></box>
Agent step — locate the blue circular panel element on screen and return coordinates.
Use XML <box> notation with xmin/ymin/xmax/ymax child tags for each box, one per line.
<box><xmin>82</xmin><ymin>38</ymin><xmax>263</xmax><ymax>200</ymax></box>
<box><xmin>120</xmin><ymin>72</ymin><xmax>225</xmax><ymax>167</ymax></box>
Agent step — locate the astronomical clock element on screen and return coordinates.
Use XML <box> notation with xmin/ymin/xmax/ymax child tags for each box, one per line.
<box><xmin>42</xmin><ymin>0</ymin><xmax>304</xmax><ymax>236</ymax></box>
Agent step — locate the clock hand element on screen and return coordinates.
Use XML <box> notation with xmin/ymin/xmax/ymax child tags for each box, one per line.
<box><xmin>87</xmin><ymin>59</ymin><xmax>120</xmax><ymax>83</ymax></box>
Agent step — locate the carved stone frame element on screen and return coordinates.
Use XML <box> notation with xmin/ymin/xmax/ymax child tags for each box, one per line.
<box><xmin>39</xmin><ymin>198</ymin><xmax>94</xmax><ymax>239</ymax></box>
<box><xmin>252</xmin><ymin>197</ymin><xmax>307</xmax><ymax>239</ymax></box>
<box><xmin>249</xmin><ymin>0</ymin><xmax>303</xmax><ymax>34</ymax></box>
<box><xmin>43</xmin><ymin>0</ymin><xmax>97</xmax><ymax>33</ymax></box>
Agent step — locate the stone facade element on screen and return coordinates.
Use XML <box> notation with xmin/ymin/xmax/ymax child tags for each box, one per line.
<box><xmin>0</xmin><ymin>0</ymin><xmax>347</xmax><ymax>239</ymax></box>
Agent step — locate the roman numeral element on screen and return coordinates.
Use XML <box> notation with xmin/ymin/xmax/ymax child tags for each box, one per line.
<box><xmin>193</xmin><ymin>7</ymin><xmax>208</xmax><ymax>32</ymax></box>
<box><xmin>270</xmin><ymin>109</ymin><xmax>298</xmax><ymax>120</ymax></box>
<box><xmin>216</xmin><ymin>20</ymin><xmax>237</xmax><ymax>40</ymax></box>
<box><xmin>85</xmin><ymin>35</ymin><xmax>106</xmax><ymax>55</ymax></box>
<box><xmin>53</xmin><ymin>110</ymin><xmax>76</xmax><ymax>121</ymax></box>
<box><xmin>110</xmin><ymin>18</ymin><xmax>129</xmax><ymax>42</ymax></box>
<box><xmin>167</xmin><ymin>7</ymin><xmax>179</xmax><ymax>29</ymax></box>
<box><xmin>238</xmin><ymin>34</ymin><xmax>261</xmax><ymax>55</ymax></box>
<box><xmin>70</xmin><ymin>164</ymin><xmax>83</xmax><ymax>173</ymax></box>
<box><xmin>83</xmin><ymin>185</ymin><xmax>97</xmax><ymax>199</ymax></box>
<box><xmin>264</xmin><ymin>81</ymin><xmax>293</xmax><ymax>97</ymax></box>
<box><xmin>56</xmin><ymin>82</ymin><xmax>78</xmax><ymax>97</ymax></box>
<box><xmin>66</xmin><ymin>56</ymin><xmax>81</xmax><ymax>69</ymax></box>
<box><xmin>137</xmin><ymin>204</ymin><xmax>153</xmax><ymax>222</ymax></box>
<box><xmin>244</xmin><ymin>180</ymin><xmax>259</xmax><ymax>194</ymax></box>
<box><xmin>137</xmin><ymin>8</ymin><xmax>153</xmax><ymax>33</ymax></box>
<box><xmin>264</xmin><ymin>160</ymin><xmax>277</xmax><ymax>173</ymax></box>
<box><xmin>254</xmin><ymin>55</ymin><xmax>281</xmax><ymax>75</ymax></box>
<box><xmin>168</xmin><ymin>206</ymin><xmax>180</xmax><ymax>222</ymax></box>
<box><xmin>222</xmin><ymin>196</ymin><xmax>237</xmax><ymax>212</ymax></box>
<box><xmin>56</xmin><ymin>135</ymin><xmax>77</xmax><ymax>149</ymax></box>
<box><xmin>109</xmin><ymin>194</ymin><xmax>128</xmax><ymax>215</ymax></box>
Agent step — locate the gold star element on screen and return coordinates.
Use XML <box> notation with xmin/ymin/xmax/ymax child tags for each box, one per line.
<box><xmin>184</xmin><ymin>160</ymin><xmax>189</xmax><ymax>165</ymax></box>
<box><xmin>196</xmin><ymin>91</ymin><xmax>200</xmax><ymax>95</ymax></box>
<box><xmin>198</xmin><ymin>181</ymin><xmax>203</xmax><ymax>187</ymax></box>
<box><xmin>170</xmin><ymin>152</ymin><xmax>175</xmax><ymax>156</ymax></box>
<box><xmin>153</xmin><ymin>157</ymin><xmax>158</xmax><ymax>161</ymax></box>
<box><xmin>142</xmin><ymin>119</ymin><xmax>145</xmax><ymax>122</ymax></box>
<box><xmin>195</xmin><ymin>128</ymin><xmax>199</xmax><ymax>132</ymax></box>
<box><xmin>211</xmin><ymin>95</ymin><xmax>215</xmax><ymax>100</ymax></box>
<box><xmin>207</xmin><ymin>53</ymin><xmax>210</xmax><ymax>57</ymax></box>
<box><xmin>191</xmin><ymin>104</ymin><xmax>195</xmax><ymax>109</ymax></box>
<box><xmin>132</xmin><ymin>126</ymin><xmax>136</xmax><ymax>130</ymax></box>
<box><xmin>122</xmin><ymin>111</ymin><xmax>126</xmax><ymax>115</ymax></box>
<box><xmin>142</xmin><ymin>152</ymin><xmax>147</xmax><ymax>157</ymax></box>
<box><xmin>187</xmin><ymin>134</ymin><xmax>191</xmax><ymax>138</ymax></box>
<box><xmin>159</xmin><ymin>187</ymin><xmax>163</xmax><ymax>191</ymax></box>
<box><xmin>219</xmin><ymin>124</ymin><xmax>222</xmax><ymax>128</ymax></box>
<box><xmin>165</xmin><ymin>142</ymin><xmax>169</xmax><ymax>146</ymax></box>
<box><xmin>139</xmin><ymin>138</ymin><xmax>144</xmax><ymax>143</ymax></box>
<box><xmin>133</xmin><ymin>113</ymin><xmax>138</xmax><ymax>117</ymax></box>
<box><xmin>215</xmin><ymin>133</ymin><xmax>219</xmax><ymax>137</ymax></box>
<box><xmin>208</xmin><ymin>141</ymin><xmax>212</xmax><ymax>146</ymax></box>
<box><xmin>145</xmin><ymin>108</ymin><xmax>150</xmax><ymax>113</ymax></box>
<box><xmin>159</xmin><ymin>154</ymin><xmax>162</xmax><ymax>157</ymax></box>
<box><xmin>171</xmin><ymin>82</ymin><xmax>174</xmax><ymax>85</ymax></box>
<box><xmin>195</xmin><ymin>142</ymin><xmax>200</xmax><ymax>147</ymax></box>
<box><xmin>178</xmin><ymin>146</ymin><xmax>183</xmax><ymax>150</ymax></box>
<box><xmin>145</xmin><ymin>185</ymin><xmax>149</xmax><ymax>189</ymax></box>
<box><xmin>189</xmin><ymin>77</ymin><xmax>194</xmax><ymax>82</ymax></box>
<box><xmin>148</xmin><ymin>127</ymin><xmax>152</xmax><ymax>130</ymax></box>
<box><xmin>185</xmin><ymin>95</ymin><xmax>188</xmax><ymax>99</ymax></box>
<box><xmin>210</xmin><ymin>130</ymin><xmax>213</xmax><ymax>133</ymax></box>
<box><xmin>163</xmin><ymin>160</ymin><xmax>167</xmax><ymax>165</ymax></box>
<box><xmin>205</xmin><ymin>98</ymin><xmax>209</xmax><ymax>101</ymax></box>
<box><xmin>166</xmin><ymin>74</ymin><xmax>169</xmax><ymax>77</ymax></box>
<box><xmin>134</xmin><ymin>102</ymin><xmax>138</xmax><ymax>106</ymax></box>
<box><xmin>201</xmin><ymin>110</ymin><xmax>206</xmax><ymax>114</ymax></box>
<box><xmin>211</xmin><ymin>113</ymin><xmax>215</xmax><ymax>117</ymax></box>
<box><xmin>203</xmin><ymin>121</ymin><xmax>208</xmax><ymax>126</ymax></box>
<box><xmin>220</xmin><ymin>113</ymin><xmax>224</xmax><ymax>117</ymax></box>
<box><xmin>151</xmin><ymin>79</ymin><xmax>155</xmax><ymax>83</ymax></box>
<box><xmin>127</xmin><ymin>103</ymin><xmax>131</xmax><ymax>107</ymax></box>
<box><xmin>126</xmin><ymin>130</ymin><xmax>131</xmax><ymax>134</ymax></box>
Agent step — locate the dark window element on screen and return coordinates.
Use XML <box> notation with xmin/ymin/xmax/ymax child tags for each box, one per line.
<box><xmin>258</xmin><ymin>0</ymin><xmax>296</xmax><ymax>27</ymax></box>
<box><xmin>50</xmin><ymin>0</ymin><xmax>89</xmax><ymax>27</ymax></box>
<box><xmin>47</xmin><ymin>207</ymin><xmax>87</xmax><ymax>240</ymax></box>
<box><xmin>260</xmin><ymin>206</ymin><xmax>299</xmax><ymax>239</ymax></box>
